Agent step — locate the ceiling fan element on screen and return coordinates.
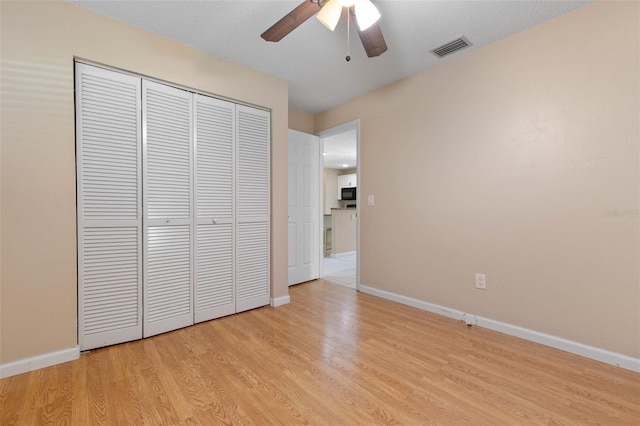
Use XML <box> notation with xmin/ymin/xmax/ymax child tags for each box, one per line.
<box><xmin>261</xmin><ymin>0</ymin><xmax>387</xmax><ymax>58</ymax></box>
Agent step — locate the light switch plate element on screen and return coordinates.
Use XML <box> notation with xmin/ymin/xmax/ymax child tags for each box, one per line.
<box><xmin>368</xmin><ymin>195</ymin><xmax>374</xmax><ymax>206</ymax></box>
<box><xmin>475</xmin><ymin>273</ymin><xmax>486</xmax><ymax>289</ymax></box>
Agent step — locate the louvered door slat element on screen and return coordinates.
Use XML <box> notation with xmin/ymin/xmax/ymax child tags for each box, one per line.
<box><xmin>144</xmin><ymin>82</ymin><xmax>192</xmax><ymax>221</ymax></box>
<box><xmin>195</xmin><ymin>224</ymin><xmax>234</xmax><ymax>320</ymax></box>
<box><xmin>237</xmin><ymin>222</ymin><xmax>269</xmax><ymax>303</ymax></box>
<box><xmin>76</xmin><ymin>63</ymin><xmax>142</xmax><ymax>350</ymax></box>
<box><xmin>194</xmin><ymin>95</ymin><xmax>236</xmax><ymax>322</ymax></box>
<box><xmin>81</xmin><ymin>227</ymin><xmax>140</xmax><ymax>335</ymax></box>
<box><xmin>236</xmin><ymin>105</ymin><xmax>270</xmax><ymax>312</ymax></box>
<box><xmin>146</xmin><ymin>227</ymin><xmax>191</xmax><ymax>321</ymax></box>
<box><xmin>143</xmin><ymin>81</ymin><xmax>193</xmax><ymax>338</ymax></box>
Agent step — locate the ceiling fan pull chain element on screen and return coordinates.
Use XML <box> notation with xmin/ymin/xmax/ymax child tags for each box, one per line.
<box><xmin>346</xmin><ymin>9</ymin><xmax>351</xmax><ymax>62</ymax></box>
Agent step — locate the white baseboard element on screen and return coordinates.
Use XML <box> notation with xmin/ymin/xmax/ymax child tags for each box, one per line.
<box><xmin>271</xmin><ymin>294</ymin><xmax>291</xmax><ymax>307</ymax></box>
<box><xmin>358</xmin><ymin>284</ymin><xmax>640</xmax><ymax>373</ymax></box>
<box><xmin>0</xmin><ymin>346</ymin><xmax>80</xmax><ymax>379</ymax></box>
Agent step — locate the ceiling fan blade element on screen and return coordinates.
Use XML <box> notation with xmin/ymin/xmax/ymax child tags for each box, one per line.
<box><xmin>261</xmin><ymin>1</ymin><xmax>321</xmax><ymax>42</ymax></box>
<box><xmin>350</xmin><ymin>7</ymin><xmax>387</xmax><ymax>58</ymax></box>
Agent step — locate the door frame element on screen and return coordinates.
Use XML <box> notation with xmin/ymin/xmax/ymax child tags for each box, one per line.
<box><xmin>316</xmin><ymin>119</ymin><xmax>361</xmax><ymax>289</ymax></box>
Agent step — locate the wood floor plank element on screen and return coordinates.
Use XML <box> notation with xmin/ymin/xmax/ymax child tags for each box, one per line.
<box><xmin>0</xmin><ymin>371</ymin><xmax>29</xmax><ymax>425</ymax></box>
<box><xmin>1</xmin><ymin>279</ymin><xmax>639</xmax><ymax>425</ymax></box>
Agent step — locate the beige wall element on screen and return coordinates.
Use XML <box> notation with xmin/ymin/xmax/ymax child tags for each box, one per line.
<box><xmin>288</xmin><ymin>108</ymin><xmax>315</xmax><ymax>134</ymax></box>
<box><xmin>315</xmin><ymin>1</ymin><xmax>639</xmax><ymax>357</ymax></box>
<box><xmin>0</xmin><ymin>1</ymin><xmax>288</xmax><ymax>364</ymax></box>
<box><xmin>324</xmin><ymin>169</ymin><xmax>340</xmax><ymax>214</ymax></box>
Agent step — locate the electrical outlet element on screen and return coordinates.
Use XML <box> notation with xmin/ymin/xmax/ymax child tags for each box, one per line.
<box><xmin>463</xmin><ymin>313</ymin><xmax>477</xmax><ymax>326</ymax></box>
<box><xmin>475</xmin><ymin>273</ymin><xmax>486</xmax><ymax>290</ymax></box>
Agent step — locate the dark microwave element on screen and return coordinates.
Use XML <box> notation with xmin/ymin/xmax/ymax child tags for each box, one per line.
<box><xmin>341</xmin><ymin>187</ymin><xmax>357</xmax><ymax>201</ymax></box>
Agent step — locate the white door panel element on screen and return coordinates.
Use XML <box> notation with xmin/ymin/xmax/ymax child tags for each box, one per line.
<box><xmin>142</xmin><ymin>80</ymin><xmax>194</xmax><ymax>338</ymax></box>
<box><xmin>195</xmin><ymin>222</ymin><xmax>235</xmax><ymax>321</ymax></box>
<box><xmin>303</xmin><ymin>221</ymin><xmax>313</xmax><ymax>265</ymax></box>
<box><xmin>194</xmin><ymin>95</ymin><xmax>236</xmax><ymax>322</ymax></box>
<box><xmin>76</xmin><ymin>63</ymin><xmax>143</xmax><ymax>350</ymax></box>
<box><xmin>236</xmin><ymin>105</ymin><xmax>270</xmax><ymax>311</ymax></box>
<box><xmin>288</xmin><ymin>129</ymin><xmax>320</xmax><ymax>286</ymax></box>
<box><xmin>288</xmin><ymin>222</ymin><xmax>297</xmax><ymax>268</ymax></box>
<box><xmin>144</xmin><ymin>225</ymin><xmax>193</xmax><ymax>337</ymax></box>
<box><xmin>236</xmin><ymin>222</ymin><xmax>270</xmax><ymax>312</ymax></box>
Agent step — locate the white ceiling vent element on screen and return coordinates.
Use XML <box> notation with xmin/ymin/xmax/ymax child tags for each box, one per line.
<box><xmin>431</xmin><ymin>36</ymin><xmax>473</xmax><ymax>58</ymax></box>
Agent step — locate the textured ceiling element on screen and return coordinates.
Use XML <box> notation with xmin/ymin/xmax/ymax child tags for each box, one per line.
<box><xmin>69</xmin><ymin>0</ymin><xmax>592</xmax><ymax>114</ymax></box>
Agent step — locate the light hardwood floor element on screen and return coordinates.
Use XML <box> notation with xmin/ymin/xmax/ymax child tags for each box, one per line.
<box><xmin>1</xmin><ymin>279</ymin><xmax>639</xmax><ymax>425</ymax></box>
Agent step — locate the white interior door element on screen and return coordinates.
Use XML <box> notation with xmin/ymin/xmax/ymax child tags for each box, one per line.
<box><xmin>78</xmin><ymin>64</ymin><xmax>273</xmax><ymax>347</ymax></box>
<box><xmin>142</xmin><ymin>80</ymin><xmax>194</xmax><ymax>337</ymax></box>
<box><xmin>76</xmin><ymin>63</ymin><xmax>143</xmax><ymax>350</ymax></box>
<box><xmin>288</xmin><ymin>129</ymin><xmax>320</xmax><ymax>286</ymax></box>
<box><xmin>194</xmin><ymin>94</ymin><xmax>236</xmax><ymax>323</ymax></box>
<box><xmin>235</xmin><ymin>105</ymin><xmax>271</xmax><ymax>312</ymax></box>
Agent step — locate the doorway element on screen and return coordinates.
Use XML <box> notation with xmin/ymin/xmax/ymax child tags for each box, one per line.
<box><xmin>317</xmin><ymin>121</ymin><xmax>360</xmax><ymax>289</ymax></box>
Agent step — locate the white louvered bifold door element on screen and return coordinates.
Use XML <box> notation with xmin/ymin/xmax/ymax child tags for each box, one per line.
<box><xmin>194</xmin><ymin>95</ymin><xmax>236</xmax><ymax>323</ymax></box>
<box><xmin>142</xmin><ymin>81</ymin><xmax>194</xmax><ymax>337</ymax></box>
<box><xmin>76</xmin><ymin>63</ymin><xmax>143</xmax><ymax>350</ymax></box>
<box><xmin>236</xmin><ymin>105</ymin><xmax>271</xmax><ymax>312</ymax></box>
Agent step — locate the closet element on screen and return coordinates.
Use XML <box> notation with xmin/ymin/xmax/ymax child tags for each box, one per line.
<box><xmin>76</xmin><ymin>63</ymin><xmax>270</xmax><ymax>351</ymax></box>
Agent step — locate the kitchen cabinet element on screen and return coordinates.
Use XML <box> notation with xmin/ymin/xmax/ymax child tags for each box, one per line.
<box><xmin>330</xmin><ymin>208</ymin><xmax>356</xmax><ymax>254</ymax></box>
<box><xmin>337</xmin><ymin>173</ymin><xmax>357</xmax><ymax>200</ymax></box>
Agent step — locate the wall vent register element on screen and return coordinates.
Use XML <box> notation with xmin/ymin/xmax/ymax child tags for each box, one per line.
<box><xmin>431</xmin><ymin>36</ymin><xmax>473</xmax><ymax>58</ymax></box>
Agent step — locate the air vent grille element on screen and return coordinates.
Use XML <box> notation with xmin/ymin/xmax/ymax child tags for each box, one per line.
<box><xmin>431</xmin><ymin>36</ymin><xmax>472</xmax><ymax>58</ymax></box>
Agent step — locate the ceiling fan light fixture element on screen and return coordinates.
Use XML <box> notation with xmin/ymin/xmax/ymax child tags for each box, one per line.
<box><xmin>354</xmin><ymin>0</ymin><xmax>380</xmax><ymax>31</ymax></box>
<box><xmin>317</xmin><ymin>0</ymin><xmax>343</xmax><ymax>31</ymax></box>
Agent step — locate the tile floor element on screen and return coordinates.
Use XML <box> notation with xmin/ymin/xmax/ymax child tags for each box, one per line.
<box><xmin>323</xmin><ymin>252</ymin><xmax>356</xmax><ymax>288</ymax></box>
